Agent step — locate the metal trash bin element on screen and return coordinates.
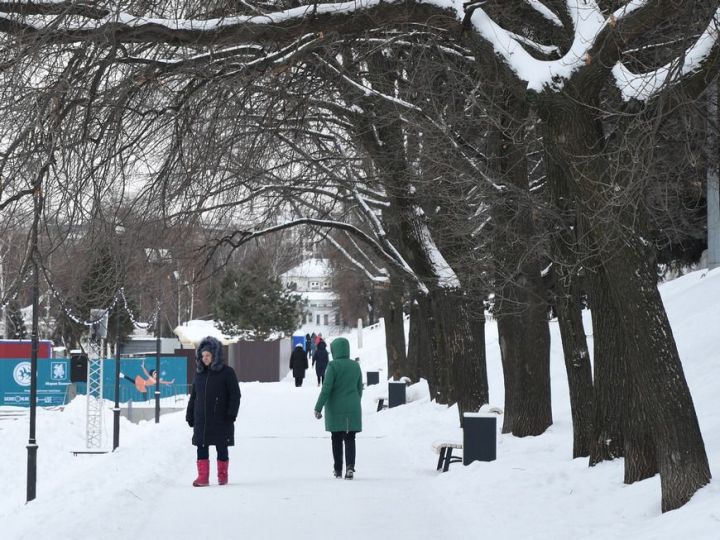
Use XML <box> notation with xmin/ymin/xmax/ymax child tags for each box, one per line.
<box><xmin>462</xmin><ymin>413</ymin><xmax>497</xmax><ymax>464</ymax></box>
<box><xmin>388</xmin><ymin>381</ymin><xmax>406</xmax><ymax>408</ymax></box>
<box><xmin>366</xmin><ymin>371</ymin><xmax>379</xmax><ymax>386</ymax></box>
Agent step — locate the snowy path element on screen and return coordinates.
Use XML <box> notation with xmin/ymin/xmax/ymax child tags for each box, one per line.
<box><xmin>136</xmin><ymin>381</ymin><xmax>469</xmax><ymax>540</ymax></box>
<box><xmin>5</xmin><ymin>269</ymin><xmax>720</xmax><ymax>540</ymax></box>
<box><xmin>2</xmin><ymin>378</ymin><xmax>475</xmax><ymax>540</ymax></box>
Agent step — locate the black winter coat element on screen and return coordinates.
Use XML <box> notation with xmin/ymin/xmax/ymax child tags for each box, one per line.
<box><xmin>186</xmin><ymin>336</ymin><xmax>241</xmax><ymax>447</ymax></box>
<box><xmin>312</xmin><ymin>341</ymin><xmax>329</xmax><ymax>377</ymax></box>
<box><xmin>289</xmin><ymin>346</ymin><xmax>308</xmax><ymax>377</ymax></box>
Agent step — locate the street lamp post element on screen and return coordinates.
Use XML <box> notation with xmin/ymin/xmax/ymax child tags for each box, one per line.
<box><xmin>113</xmin><ymin>226</ymin><xmax>126</xmax><ymax>450</ymax></box>
<box><xmin>155</xmin><ymin>299</ymin><xmax>161</xmax><ymax>424</ymax></box>
<box><xmin>26</xmin><ymin>181</ymin><xmax>42</xmax><ymax>503</ymax></box>
<box><xmin>173</xmin><ymin>270</ymin><xmax>181</xmax><ymax>328</ymax></box>
<box><xmin>113</xmin><ymin>295</ymin><xmax>121</xmax><ymax>451</ymax></box>
<box><xmin>26</xmin><ymin>249</ymin><xmax>40</xmax><ymax>502</ymax></box>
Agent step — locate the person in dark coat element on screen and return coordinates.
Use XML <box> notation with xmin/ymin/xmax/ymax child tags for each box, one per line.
<box><xmin>314</xmin><ymin>337</ymin><xmax>362</xmax><ymax>479</ymax></box>
<box><xmin>289</xmin><ymin>343</ymin><xmax>308</xmax><ymax>387</ymax></box>
<box><xmin>305</xmin><ymin>333</ymin><xmax>313</xmax><ymax>360</ymax></box>
<box><xmin>186</xmin><ymin>336</ymin><xmax>241</xmax><ymax>487</ymax></box>
<box><xmin>311</xmin><ymin>340</ymin><xmax>329</xmax><ymax>386</ymax></box>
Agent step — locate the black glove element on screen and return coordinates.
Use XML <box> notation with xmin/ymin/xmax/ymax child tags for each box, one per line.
<box><xmin>187</xmin><ymin>421</ymin><xmax>194</xmax><ymax>428</ymax></box>
<box><xmin>314</xmin><ymin>410</ymin><xmax>322</xmax><ymax>419</ymax></box>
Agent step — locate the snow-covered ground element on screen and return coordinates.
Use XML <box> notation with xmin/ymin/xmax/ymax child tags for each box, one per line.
<box><xmin>1</xmin><ymin>269</ymin><xmax>719</xmax><ymax>539</ymax></box>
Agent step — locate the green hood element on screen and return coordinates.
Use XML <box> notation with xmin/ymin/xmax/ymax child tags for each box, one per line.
<box><xmin>330</xmin><ymin>337</ymin><xmax>351</xmax><ymax>361</ymax></box>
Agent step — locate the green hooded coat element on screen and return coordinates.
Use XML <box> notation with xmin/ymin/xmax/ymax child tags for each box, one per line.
<box><xmin>314</xmin><ymin>337</ymin><xmax>363</xmax><ymax>432</ymax></box>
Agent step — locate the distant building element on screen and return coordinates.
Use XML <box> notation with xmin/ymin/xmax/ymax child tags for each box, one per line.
<box><xmin>279</xmin><ymin>258</ymin><xmax>347</xmax><ymax>332</ymax></box>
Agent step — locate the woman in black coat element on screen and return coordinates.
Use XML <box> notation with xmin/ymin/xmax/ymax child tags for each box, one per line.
<box><xmin>186</xmin><ymin>336</ymin><xmax>241</xmax><ymax>487</ymax></box>
<box><xmin>289</xmin><ymin>343</ymin><xmax>308</xmax><ymax>387</ymax></box>
<box><xmin>312</xmin><ymin>340</ymin><xmax>329</xmax><ymax>386</ymax></box>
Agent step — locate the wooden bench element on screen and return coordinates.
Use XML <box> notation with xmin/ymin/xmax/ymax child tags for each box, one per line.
<box><xmin>374</xmin><ymin>396</ymin><xmax>388</xmax><ymax>412</ymax></box>
<box><xmin>432</xmin><ymin>441</ymin><xmax>463</xmax><ymax>472</ymax></box>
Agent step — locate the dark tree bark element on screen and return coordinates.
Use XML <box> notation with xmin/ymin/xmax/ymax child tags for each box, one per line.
<box><xmin>544</xmin><ymin>122</ymin><xmax>594</xmax><ymax>457</ymax></box>
<box><xmin>553</xmin><ymin>272</ymin><xmax>594</xmax><ymax>457</ymax></box>
<box><xmin>430</xmin><ymin>288</ymin><xmax>489</xmax><ymax>413</ymax></box>
<box><xmin>407</xmin><ymin>294</ymin><xmax>439</xmax><ymax>398</ymax></box>
<box><xmin>490</xmin><ymin>87</ymin><xmax>552</xmax><ymax>437</ymax></box>
<box><xmin>586</xmin><ymin>264</ymin><xmax>627</xmax><ymax>466</ymax></box>
<box><xmin>378</xmin><ymin>278</ymin><xmax>407</xmax><ymax>377</ymax></box>
<box><xmin>497</xmin><ymin>314</ymin><xmax>518</xmax><ymax>434</ymax></box>
<box><xmin>538</xmin><ymin>93</ymin><xmax>710</xmax><ymax>512</ymax></box>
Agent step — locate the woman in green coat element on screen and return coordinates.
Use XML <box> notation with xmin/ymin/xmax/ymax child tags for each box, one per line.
<box><xmin>313</xmin><ymin>337</ymin><xmax>363</xmax><ymax>479</ymax></box>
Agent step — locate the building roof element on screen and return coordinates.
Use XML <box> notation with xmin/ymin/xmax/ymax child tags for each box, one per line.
<box><xmin>280</xmin><ymin>258</ymin><xmax>332</xmax><ymax>279</ymax></box>
<box><xmin>173</xmin><ymin>320</ymin><xmax>239</xmax><ymax>346</ymax></box>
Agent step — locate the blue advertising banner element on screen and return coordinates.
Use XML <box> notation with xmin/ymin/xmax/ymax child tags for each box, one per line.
<box><xmin>0</xmin><ymin>358</ymin><xmax>71</xmax><ymax>406</ymax></box>
<box><xmin>77</xmin><ymin>356</ymin><xmax>188</xmax><ymax>403</ymax></box>
<box><xmin>0</xmin><ymin>356</ymin><xmax>188</xmax><ymax>407</ymax></box>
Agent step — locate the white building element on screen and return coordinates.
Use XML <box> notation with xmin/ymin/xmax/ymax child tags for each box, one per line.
<box><xmin>280</xmin><ymin>258</ymin><xmax>346</xmax><ymax>333</ymax></box>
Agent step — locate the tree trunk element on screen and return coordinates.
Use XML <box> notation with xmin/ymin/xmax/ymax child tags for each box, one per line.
<box><xmin>430</xmin><ymin>288</ymin><xmax>488</xmax><ymax>414</ymax></box>
<box><xmin>586</xmin><ymin>265</ymin><xmax>626</xmax><ymax>465</ymax></box>
<box><xmin>406</xmin><ymin>295</ymin><xmax>438</xmax><ymax>397</ymax></box>
<box><xmin>497</xmin><ymin>314</ymin><xmax>519</xmax><ymax>434</ymax></box>
<box><xmin>490</xmin><ymin>88</ymin><xmax>552</xmax><ymax>437</ymax></box>
<box><xmin>539</xmin><ymin>94</ymin><xmax>710</xmax><ymax>512</ymax></box>
<box><xmin>378</xmin><ymin>280</ymin><xmax>407</xmax><ymax>378</ymax></box>
<box><xmin>553</xmin><ymin>272</ymin><xmax>594</xmax><ymax>458</ymax></box>
<box><xmin>604</xmin><ymin>240</ymin><xmax>709</xmax><ymax>510</ymax></box>
<box><xmin>544</xmin><ymin>126</ymin><xmax>594</xmax><ymax>457</ymax></box>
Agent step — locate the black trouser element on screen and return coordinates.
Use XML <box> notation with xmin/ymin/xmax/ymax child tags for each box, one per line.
<box><xmin>197</xmin><ymin>445</ymin><xmax>229</xmax><ymax>461</ymax></box>
<box><xmin>331</xmin><ymin>431</ymin><xmax>356</xmax><ymax>472</ymax></box>
<box><xmin>317</xmin><ymin>374</ymin><xmax>324</xmax><ymax>385</ymax></box>
<box><xmin>294</xmin><ymin>376</ymin><xmax>303</xmax><ymax>387</ymax></box>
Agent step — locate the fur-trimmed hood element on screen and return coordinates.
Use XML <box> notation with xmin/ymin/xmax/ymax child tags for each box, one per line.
<box><xmin>196</xmin><ymin>336</ymin><xmax>225</xmax><ymax>373</ymax></box>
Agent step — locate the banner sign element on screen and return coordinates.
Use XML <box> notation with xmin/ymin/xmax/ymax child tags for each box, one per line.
<box><xmin>0</xmin><ymin>358</ymin><xmax>70</xmax><ymax>406</ymax></box>
<box><xmin>0</xmin><ymin>357</ymin><xmax>187</xmax><ymax>407</ymax></box>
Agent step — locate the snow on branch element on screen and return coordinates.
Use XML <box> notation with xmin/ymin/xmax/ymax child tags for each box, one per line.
<box><xmin>353</xmin><ymin>191</ymin><xmax>429</xmax><ymax>294</ymax></box>
<box><xmin>325</xmin><ymin>234</ymin><xmax>390</xmax><ymax>283</ymax></box>
<box><xmin>346</xmin><ymin>235</ymin><xmax>389</xmax><ymax>276</ymax></box>
<box><xmin>612</xmin><ymin>7</ymin><xmax>720</xmax><ymax>101</ymax></box>
<box><xmin>524</xmin><ymin>0</ymin><xmax>563</xmax><ymax>28</ymax></box>
<box><xmin>0</xmin><ymin>0</ymin><xmax>570</xmax><ymax>95</ymax></box>
<box><xmin>411</xmin><ymin>205</ymin><xmax>461</xmax><ymax>289</ymax></box>
<box><xmin>507</xmin><ymin>30</ymin><xmax>560</xmax><ymax>57</ymax></box>
<box><xmin>467</xmin><ymin>1</ymin><xmax>606</xmax><ymax>92</ymax></box>
<box><xmin>0</xmin><ymin>0</ymin><xmax>672</xmax><ymax>96</ymax></box>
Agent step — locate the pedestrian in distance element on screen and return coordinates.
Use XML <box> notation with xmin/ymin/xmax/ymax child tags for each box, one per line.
<box><xmin>313</xmin><ymin>337</ymin><xmax>363</xmax><ymax>479</ymax></box>
<box><xmin>186</xmin><ymin>336</ymin><xmax>241</xmax><ymax>487</ymax></box>
<box><xmin>119</xmin><ymin>360</ymin><xmax>175</xmax><ymax>398</ymax></box>
<box><xmin>289</xmin><ymin>343</ymin><xmax>308</xmax><ymax>387</ymax></box>
<box><xmin>312</xmin><ymin>339</ymin><xmax>329</xmax><ymax>386</ymax></box>
<box><xmin>310</xmin><ymin>332</ymin><xmax>317</xmax><ymax>357</ymax></box>
<box><xmin>305</xmin><ymin>333</ymin><xmax>313</xmax><ymax>360</ymax></box>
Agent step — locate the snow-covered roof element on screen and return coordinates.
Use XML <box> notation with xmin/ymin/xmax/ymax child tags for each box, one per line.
<box><xmin>173</xmin><ymin>320</ymin><xmax>239</xmax><ymax>346</ymax></box>
<box><xmin>280</xmin><ymin>258</ymin><xmax>332</xmax><ymax>279</ymax></box>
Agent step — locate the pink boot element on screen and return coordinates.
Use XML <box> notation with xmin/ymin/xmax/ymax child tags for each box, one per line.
<box><xmin>218</xmin><ymin>460</ymin><xmax>229</xmax><ymax>485</ymax></box>
<box><xmin>192</xmin><ymin>459</ymin><xmax>210</xmax><ymax>487</ymax></box>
